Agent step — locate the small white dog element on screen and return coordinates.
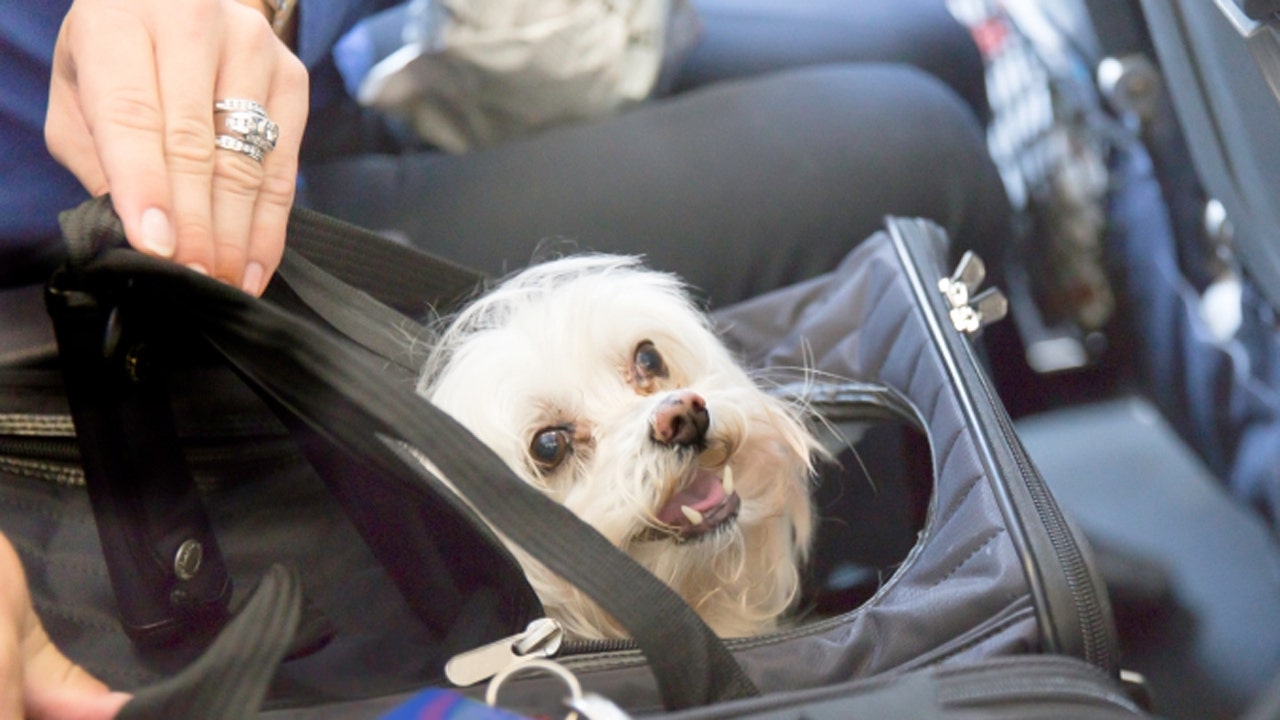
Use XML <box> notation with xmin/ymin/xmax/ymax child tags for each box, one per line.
<box><xmin>418</xmin><ymin>255</ymin><xmax>818</xmax><ymax>639</ymax></box>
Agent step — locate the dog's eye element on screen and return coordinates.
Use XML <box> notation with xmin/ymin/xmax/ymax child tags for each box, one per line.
<box><xmin>632</xmin><ymin>341</ymin><xmax>668</xmax><ymax>389</ymax></box>
<box><xmin>530</xmin><ymin>426</ymin><xmax>573</xmax><ymax>470</ymax></box>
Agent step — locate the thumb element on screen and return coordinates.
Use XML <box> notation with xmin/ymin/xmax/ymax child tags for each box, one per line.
<box><xmin>0</xmin><ymin>533</ymin><xmax>129</xmax><ymax>720</ymax></box>
<box><xmin>22</xmin><ymin>622</ymin><xmax>131</xmax><ymax>720</ymax></box>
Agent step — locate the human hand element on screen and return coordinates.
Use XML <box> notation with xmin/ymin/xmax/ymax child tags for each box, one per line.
<box><xmin>45</xmin><ymin>0</ymin><xmax>309</xmax><ymax>296</ymax></box>
<box><xmin>0</xmin><ymin>532</ymin><xmax>130</xmax><ymax>720</ymax></box>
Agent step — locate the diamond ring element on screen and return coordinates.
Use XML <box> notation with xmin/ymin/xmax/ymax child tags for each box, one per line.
<box><xmin>213</xmin><ymin>98</ymin><xmax>279</xmax><ymax>161</ymax></box>
<box><xmin>214</xmin><ymin>134</ymin><xmax>266</xmax><ymax>163</ymax></box>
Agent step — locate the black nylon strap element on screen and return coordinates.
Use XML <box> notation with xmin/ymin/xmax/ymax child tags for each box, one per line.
<box><xmin>284</xmin><ymin>206</ymin><xmax>485</xmax><ymax>317</ymax></box>
<box><xmin>120</xmin><ymin>565</ymin><xmax>303</xmax><ymax>720</ymax></box>
<box><xmin>274</xmin><ymin>248</ymin><xmax>428</xmax><ymax>380</ymax></box>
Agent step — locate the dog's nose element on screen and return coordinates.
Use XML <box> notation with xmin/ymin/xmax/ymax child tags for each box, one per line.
<box><xmin>650</xmin><ymin>391</ymin><xmax>709</xmax><ymax>447</ymax></box>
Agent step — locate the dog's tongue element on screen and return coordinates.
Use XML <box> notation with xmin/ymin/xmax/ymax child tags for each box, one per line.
<box><xmin>657</xmin><ymin>469</ymin><xmax>726</xmax><ymax>526</ymax></box>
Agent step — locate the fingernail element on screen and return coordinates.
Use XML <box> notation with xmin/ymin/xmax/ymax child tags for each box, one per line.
<box><xmin>241</xmin><ymin>262</ymin><xmax>264</xmax><ymax>296</ymax></box>
<box><xmin>139</xmin><ymin>208</ymin><xmax>174</xmax><ymax>258</ymax></box>
<box><xmin>186</xmin><ymin>262</ymin><xmax>209</xmax><ymax>276</ymax></box>
<box><xmin>98</xmin><ymin>691</ymin><xmax>134</xmax><ymax>714</ymax></box>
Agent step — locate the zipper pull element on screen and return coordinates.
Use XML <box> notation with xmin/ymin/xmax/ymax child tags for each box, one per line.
<box><xmin>446</xmin><ymin>618</ymin><xmax>564</xmax><ymax>687</ymax></box>
<box><xmin>938</xmin><ymin>251</ymin><xmax>1008</xmax><ymax>336</ymax></box>
<box><xmin>939</xmin><ymin>250</ymin><xmax>986</xmax><ymax>307</ymax></box>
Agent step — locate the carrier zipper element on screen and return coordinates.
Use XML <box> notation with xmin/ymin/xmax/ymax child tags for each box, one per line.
<box><xmin>0</xmin><ymin>413</ymin><xmax>76</xmax><ymax>437</ymax></box>
<box><xmin>0</xmin><ymin>435</ymin><xmax>81</xmax><ymax>463</ymax></box>
<box><xmin>446</xmin><ymin>615</ymin><xmax>744</xmax><ymax>688</ymax></box>
<box><xmin>662</xmin><ymin>656</ymin><xmax>1145</xmax><ymax>718</ymax></box>
<box><xmin>934</xmin><ymin>234</ymin><xmax>1113</xmax><ymax>668</ymax></box>
<box><xmin>0</xmin><ymin>429</ymin><xmax>87</xmax><ymax>486</ymax></box>
<box><xmin>446</xmin><ymin>596</ymin><xmax>1033</xmax><ymax>690</ymax></box>
<box><xmin>557</xmin><ymin>598</ymin><xmax>1035</xmax><ymax>673</ymax></box>
<box><xmin>445</xmin><ymin>620</ymin><xmax>654</xmax><ymax>688</ymax></box>
<box><xmin>887</xmin><ymin>218</ymin><xmax>1115</xmax><ymax>672</ymax></box>
<box><xmin>464</xmin><ymin>632</ymin><xmax>1142</xmax><ymax>717</ymax></box>
<box><xmin>969</xmin><ymin>354</ymin><xmax>1115</xmax><ymax>670</ymax></box>
<box><xmin>1</xmin><ymin>412</ymin><xmax>300</xmax><ymax>488</ymax></box>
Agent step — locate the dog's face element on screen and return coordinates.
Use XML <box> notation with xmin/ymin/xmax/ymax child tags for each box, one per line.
<box><xmin>420</xmin><ymin>256</ymin><xmax>817</xmax><ymax>639</ymax></box>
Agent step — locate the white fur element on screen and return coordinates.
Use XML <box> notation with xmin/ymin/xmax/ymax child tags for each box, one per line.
<box><xmin>419</xmin><ymin>255</ymin><xmax>818</xmax><ymax>639</ymax></box>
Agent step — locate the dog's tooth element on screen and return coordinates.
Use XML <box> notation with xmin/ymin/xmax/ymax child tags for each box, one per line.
<box><xmin>722</xmin><ymin>465</ymin><xmax>735</xmax><ymax>495</ymax></box>
<box><xmin>681</xmin><ymin>505</ymin><xmax>705</xmax><ymax>525</ymax></box>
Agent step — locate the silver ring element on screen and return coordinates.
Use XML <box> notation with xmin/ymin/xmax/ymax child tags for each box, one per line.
<box><xmin>214</xmin><ymin>98</ymin><xmax>268</xmax><ymax>115</ymax></box>
<box><xmin>213</xmin><ymin>98</ymin><xmax>279</xmax><ymax>155</ymax></box>
<box><xmin>215</xmin><ymin>134</ymin><xmax>265</xmax><ymax>163</ymax></box>
<box><xmin>219</xmin><ymin>110</ymin><xmax>280</xmax><ymax>152</ymax></box>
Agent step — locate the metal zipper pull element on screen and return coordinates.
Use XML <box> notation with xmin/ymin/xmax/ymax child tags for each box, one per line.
<box><xmin>446</xmin><ymin>618</ymin><xmax>565</xmax><ymax>687</ymax></box>
<box><xmin>938</xmin><ymin>250</ymin><xmax>986</xmax><ymax>307</ymax></box>
<box><xmin>938</xmin><ymin>251</ymin><xmax>1008</xmax><ymax>336</ymax></box>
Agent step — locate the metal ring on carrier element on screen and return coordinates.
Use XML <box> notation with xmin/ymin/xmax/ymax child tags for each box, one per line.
<box><xmin>213</xmin><ymin>98</ymin><xmax>279</xmax><ymax>162</ymax></box>
<box><xmin>486</xmin><ymin>659</ymin><xmax>584</xmax><ymax>720</ymax></box>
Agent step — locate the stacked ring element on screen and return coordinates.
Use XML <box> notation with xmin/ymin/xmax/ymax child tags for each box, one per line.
<box><xmin>214</xmin><ymin>134</ymin><xmax>266</xmax><ymax>163</ymax></box>
<box><xmin>213</xmin><ymin>98</ymin><xmax>280</xmax><ymax>163</ymax></box>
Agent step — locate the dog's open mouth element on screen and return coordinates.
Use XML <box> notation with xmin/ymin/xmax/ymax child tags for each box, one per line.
<box><xmin>639</xmin><ymin>466</ymin><xmax>740</xmax><ymax>543</ymax></box>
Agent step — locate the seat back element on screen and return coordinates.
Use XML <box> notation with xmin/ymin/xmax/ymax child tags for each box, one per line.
<box><xmin>1138</xmin><ymin>0</ymin><xmax>1280</xmax><ymax>309</ymax></box>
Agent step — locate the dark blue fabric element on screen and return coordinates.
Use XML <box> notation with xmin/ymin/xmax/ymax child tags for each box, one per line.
<box><xmin>1110</xmin><ymin>141</ymin><xmax>1280</xmax><ymax>531</ymax></box>
<box><xmin>0</xmin><ymin>1</ymin><xmax>87</xmax><ymax>242</ymax></box>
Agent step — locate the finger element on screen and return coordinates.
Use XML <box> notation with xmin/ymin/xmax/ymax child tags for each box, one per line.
<box><xmin>151</xmin><ymin>0</ymin><xmax>224</xmax><ymax>276</ymax></box>
<box><xmin>0</xmin><ymin>613</ymin><xmax>19</xmax><ymax>720</ymax></box>
<box><xmin>22</xmin><ymin>625</ymin><xmax>130</xmax><ymax>720</ymax></box>
<box><xmin>70</xmin><ymin>1</ymin><xmax>177</xmax><ymax>261</ymax></box>
<box><xmin>243</xmin><ymin>49</ymin><xmax>308</xmax><ymax>296</ymax></box>
<box><xmin>0</xmin><ymin>536</ymin><xmax>128</xmax><ymax>720</ymax></box>
<box><xmin>208</xmin><ymin>4</ymin><xmax>287</xmax><ymax>290</ymax></box>
<box><xmin>45</xmin><ymin>57</ymin><xmax>108</xmax><ymax>198</ymax></box>
<box><xmin>0</xmin><ymin>531</ymin><xmax>29</xmax><ymax>720</ymax></box>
